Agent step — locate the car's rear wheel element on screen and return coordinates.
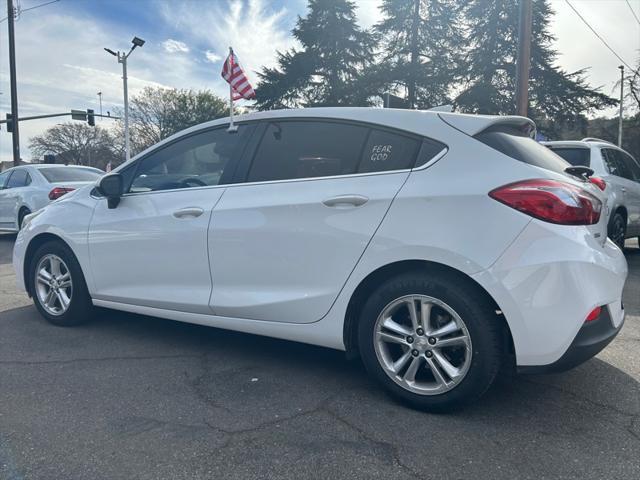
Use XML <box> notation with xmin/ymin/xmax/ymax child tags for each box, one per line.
<box><xmin>18</xmin><ymin>208</ymin><xmax>31</xmax><ymax>230</ymax></box>
<box><xmin>357</xmin><ymin>272</ymin><xmax>503</xmax><ymax>411</ymax></box>
<box><xmin>608</xmin><ymin>213</ymin><xmax>626</xmax><ymax>250</ymax></box>
<box><xmin>30</xmin><ymin>241</ymin><xmax>93</xmax><ymax>326</ymax></box>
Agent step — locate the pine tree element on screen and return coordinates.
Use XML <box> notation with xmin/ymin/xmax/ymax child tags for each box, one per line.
<box><xmin>374</xmin><ymin>0</ymin><xmax>465</xmax><ymax>109</ymax></box>
<box><xmin>254</xmin><ymin>0</ymin><xmax>376</xmax><ymax>110</ymax></box>
<box><xmin>456</xmin><ymin>0</ymin><xmax>616</xmax><ymax>130</ymax></box>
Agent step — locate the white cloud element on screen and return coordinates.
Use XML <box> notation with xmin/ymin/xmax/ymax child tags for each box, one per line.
<box><xmin>158</xmin><ymin>0</ymin><xmax>297</xmax><ymax>86</ymax></box>
<box><xmin>205</xmin><ymin>50</ymin><xmax>223</xmax><ymax>63</ymax></box>
<box><xmin>162</xmin><ymin>39</ymin><xmax>190</xmax><ymax>53</ymax></box>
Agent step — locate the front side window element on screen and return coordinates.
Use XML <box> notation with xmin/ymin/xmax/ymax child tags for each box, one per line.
<box><xmin>130</xmin><ymin>125</ymin><xmax>252</xmax><ymax>193</ymax></box>
<box><xmin>5</xmin><ymin>169</ymin><xmax>29</xmax><ymax>188</ymax></box>
<box><xmin>248</xmin><ymin>121</ymin><xmax>368</xmax><ymax>182</ymax></box>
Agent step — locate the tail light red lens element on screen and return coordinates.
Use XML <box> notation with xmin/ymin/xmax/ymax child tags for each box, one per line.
<box><xmin>589</xmin><ymin>177</ymin><xmax>606</xmax><ymax>191</ymax></box>
<box><xmin>489</xmin><ymin>179</ymin><xmax>602</xmax><ymax>225</ymax></box>
<box><xmin>48</xmin><ymin>187</ymin><xmax>75</xmax><ymax>200</ymax></box>
<box><xmin>585</xmin><ymin>306</ymin><xmax>602</xmax><ymax>322</ymax></box>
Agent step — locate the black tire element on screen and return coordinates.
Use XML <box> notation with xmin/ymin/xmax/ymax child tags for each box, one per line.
<box><xmin>608</xmin><ymin>213</ymin><xmax>626</xmax><ymax>250</ymax></box>
<box><xmin>29</xmin><ymin>240</ymin><xmax>93</xmax><ymax>326</ymax></box>
<box><xmin>18</xmin><ymin>208</ymin><xmax>31</xmax><ymax>230</ymax></box>
<box><xmin>357</xmin><ymin>271</ymin><xmax>503</xmax><ymax>412</ymax></box>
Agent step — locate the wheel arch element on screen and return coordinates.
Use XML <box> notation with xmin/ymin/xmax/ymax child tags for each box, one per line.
<box><xmin>342</xmin><ymin>259</ymin><xmax>514</xmax><ymax>361</ymax></box>
<box><xmin>23</xmin><ymin>233</ymin><xmax>74</xmax><ymax>297</ymax></box>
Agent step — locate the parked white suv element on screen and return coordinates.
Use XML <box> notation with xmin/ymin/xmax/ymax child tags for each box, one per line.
<box><xmin>0</xmin><ymin>164</ymin><xmax>104</xmax><ymax>231</ymax></box>
<box><xmin>13</xmin><ymin>108</ymin><xmax>627</xmax><ymax>410</ymax></box>
<box><xmin>544</xmin><ymin>139</ymin><xmax>640</xmax><ymax>249</ymax></box>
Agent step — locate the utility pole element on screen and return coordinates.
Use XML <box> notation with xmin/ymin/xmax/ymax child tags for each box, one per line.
<box><xmin>7</xmin><ymin>0</ymin><xmax>21</xmax><ymax>166</ymax></box>
<box><xmin>515</xmin><ymin>0</ymin><xmax>533</xmax><ymax>117</ymax></box>
<box><xmin>618</xmin><ymin>65</ymin><xmax>624</xmax><ymax>147</ymax></box>
<box><xmin>407</xmin><ymin>0</ymin><xmax>420</xmax><ymax>109</ymax></box>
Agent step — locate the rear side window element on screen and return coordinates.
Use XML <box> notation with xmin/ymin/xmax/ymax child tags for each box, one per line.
<box><xmin>0</xmin><ymin>171</ymin><xmax>10</xmax><ymax>189</ymax></box>
<box><xmin>603</xmin><ymin>149</ymin><xmax>633</xmax><ymax>180</ymax></box>
<box><xmin>475</xmin><ymin>127</ymin><xmax>570</xmax><ymax>173</ymax></box>
<box><xmin>357</xmin><ymin>129</ymin><xmax>420</xmax><ymax>173</ymax></box>
<box><xmin>547</xmin><ymin>147</ymin><xmax>591</xmax><ymax>167</ymax></box>
<box><xmin>5</xmin><ymin>169</ymin><xmax>30</xmax><ymax>188</ymax></box>
<box><xmin>248</xmin><ymin>121</ymin><xmax>368</xmax><ymax>182</ymax></box>
<box><xmin>40</xmin><ymin>167</ymin><xmax>103</xmax><ymax>183</ymax></box>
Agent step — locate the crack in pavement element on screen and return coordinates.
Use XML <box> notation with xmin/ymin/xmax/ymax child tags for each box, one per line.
<box><xmin>0</xmin><ymin>354</ymin><xmax>203</xmax><ymax>366</ymax></box>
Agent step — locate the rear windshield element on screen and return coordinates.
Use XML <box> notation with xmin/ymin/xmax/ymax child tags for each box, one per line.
<box><xmin>39</xmin><ymin>167</ymin><xmax>103</xmax><ymax>183</ymax></box>
<box><xmin>546</xmin><ymin>147</ymin><xmax>591</xmax><ymax>167</ymax></box>
<box><xmin>475</xmin><ymin>127</ymin><xmax>570</xmax><ymax>173</ymax></box>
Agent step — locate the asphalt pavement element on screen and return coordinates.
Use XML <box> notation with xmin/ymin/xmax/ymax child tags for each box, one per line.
<box><xmin>0</xmin><ymin>233</ymin><xmax>639</xmax><ymax>480</ymax></box>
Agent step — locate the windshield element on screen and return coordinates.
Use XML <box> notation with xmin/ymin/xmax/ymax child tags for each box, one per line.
<box><xmin>39</xmin><ymin>167</ymin><xmax>103</xmax><ymax>183</ymax></box>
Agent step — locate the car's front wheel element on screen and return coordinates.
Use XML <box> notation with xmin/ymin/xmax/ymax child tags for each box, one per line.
<box><xmin>357</xmin><ymin>272</ymin><xmax>503</xmax><ymax>411</ymax></box>
<box><xmin>30</xmin><ymin>240</ymin><xmax>93</xmax><ymax>326</ymax></box>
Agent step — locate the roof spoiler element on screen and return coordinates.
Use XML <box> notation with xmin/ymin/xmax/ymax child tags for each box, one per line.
<box><xmin>438</xmin><ymin>112</ymin><xmax>536</xmax><ymax>138</ymax></box>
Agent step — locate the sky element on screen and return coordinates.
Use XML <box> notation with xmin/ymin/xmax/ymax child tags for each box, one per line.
<box><xmin>0</xmin><ymin>0</ymin><xmax>639</xmax><ymax>163</ymax></box>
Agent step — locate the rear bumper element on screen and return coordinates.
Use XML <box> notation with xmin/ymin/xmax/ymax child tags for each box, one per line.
<box><xmin>472</xmin><ymin>219</ymin><xmax>627</xmax><ymax>367</ymax></box>
<box><xmin>518</xmin><ymin>304</ymin><xmax>624</xmax><ymax>374</ymax></box>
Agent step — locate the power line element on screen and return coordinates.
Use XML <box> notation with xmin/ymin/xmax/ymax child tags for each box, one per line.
<box><xmin>564</xmin><ymin>0</ymin><xmax>636</xmax><ymax>73</ymax></box>
<box><xmin>626</xmin><ymin>0</ymin><xmax>640</xmax><ymax>27</ymax></box>
<box><xmin>0</xmin><ymin>0</ymin><xmax>59</xmax><ymax>22</ymax></box>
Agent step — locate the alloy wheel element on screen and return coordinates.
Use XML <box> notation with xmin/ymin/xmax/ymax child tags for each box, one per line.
<box><xmin>35</xmin><ymin>254</ymin><xmax>73</xmax><ymax>316</ymax></box>
<box><xmin>373</xmin><ymin>295</ymin><xmax>472</xmax><ymax>395</ymax></box>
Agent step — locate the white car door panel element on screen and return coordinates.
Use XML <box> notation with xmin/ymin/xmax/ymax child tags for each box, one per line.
<box><xmin>88</xmin><ymin>188</ymin><xmax>224</xmax><ymax>313</ymax></box>
<box><xmin>209</xmin><ymin>173</ymin><xmax>409</xmax><ymax>323</ymax></box>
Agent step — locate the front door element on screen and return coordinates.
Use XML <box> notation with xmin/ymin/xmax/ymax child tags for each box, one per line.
<box><xmin>88</xmin><ymin>124</ymin><xmax>254</xmax><ymax>313</ymax></box>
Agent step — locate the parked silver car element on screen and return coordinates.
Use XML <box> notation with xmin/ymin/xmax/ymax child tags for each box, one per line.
<box><xmin>544</xmin><ymin>138</ymin><xmax>640</xmax><ymax>249</ymax></box>
<box><xmin>0</xmin><ymin>164</ymin><xmax>103</xmax><ymax>232</ymax></box>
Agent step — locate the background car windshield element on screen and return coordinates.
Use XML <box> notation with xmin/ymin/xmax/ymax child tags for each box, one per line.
<box><xmin>39</xmin><ymin>167</ymin><xmax>103</xmax><ymax>183</ymax></box>
<box><xmin>547</xmin><ymin>147</ymin><xmax>590</xmax><ymax>167</ymax></box>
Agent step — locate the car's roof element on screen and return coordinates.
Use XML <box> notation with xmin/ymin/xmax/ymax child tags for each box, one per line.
<box><xmin>115</xmin><ymin>107</ymin><xmax>534</xmax><ymax>171</ymax></box>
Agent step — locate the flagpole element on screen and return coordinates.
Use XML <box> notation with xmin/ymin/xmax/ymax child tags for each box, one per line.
<box><xmin>227</xmin><ymin>46</ymin><xmax>238</xmax><ymax>133</ymax></box>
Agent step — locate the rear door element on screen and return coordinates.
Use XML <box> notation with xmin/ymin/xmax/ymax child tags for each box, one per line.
<box><xmin>0</xmin><ymin>170</ymin><xmax>13</xmax><ymax>227</ymax></box>
<box><xmin>208</xmin><ymin>119</ymin><xmax>425</xmax><ymax>323</ymax></box>
<box><xmin>616</xmin><ymin>150</ymin><xmax>640</xmax><ymax>235</ymax></box>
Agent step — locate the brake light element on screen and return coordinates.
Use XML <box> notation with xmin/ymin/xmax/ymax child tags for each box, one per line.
<box><xmin>586</xmin><ymin>306</ymin><xmax>602</xmax><ymax>322</ymax></box>
<box><xmin>589</xmin><ymin>177</ymin><xmax>606</xmax><ymax>191</ymax></box>
<box><xmin>489</xmin><ymin>179</ymin><xmax>602</xmax><ymax>225</ymax></box>
<box><xmin>48</xmin><ymin>187</ymin><xmax>75</xmax><ymax>200</ymax></box>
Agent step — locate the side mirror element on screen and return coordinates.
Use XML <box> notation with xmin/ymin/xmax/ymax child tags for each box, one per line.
<box><xmin>98</xmin><ymin>173</ymin><xmax>123</xmax><ymax>209</ymax></box>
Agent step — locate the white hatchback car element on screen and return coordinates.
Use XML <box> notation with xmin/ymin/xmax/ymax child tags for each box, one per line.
<box><xmin>0</xmin><ymin>164</ymin><xmax>104</xmax><ymax>231</ymax></box>
<box><xmin>13</xmin><ymin>108</ymin><xmax>627</xmax><ymax>410</ymax></box>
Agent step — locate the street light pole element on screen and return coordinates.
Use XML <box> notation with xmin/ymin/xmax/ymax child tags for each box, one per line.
<box><xmin>618</xmin><ymin>65</ymin><xmax>624</xmax><ymax>147</ymax></box>
<box><xmin>7</xmin><ymin>0</ymin><xmax>21</xmax><ymax>166</ymax></box>
<box><xmin>97</xmin><ymin>91</ymin><xmax>103</xmax><ymax>120</ymax></box>
<box><xmin>105</xmin><ymin>37</ymin><xmax>145</xmax><ymax>162</ymax></box>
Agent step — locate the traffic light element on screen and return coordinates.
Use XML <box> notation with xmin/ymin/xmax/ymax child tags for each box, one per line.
<box><xmin>87</xmin><ymin>109</ymin><xmax>95</xmax><ymax>127</ymax></box>
<box><xmin>6</xmin><ymin>113</ymin><xmax>13</xmax><ymax>133</ymax></box>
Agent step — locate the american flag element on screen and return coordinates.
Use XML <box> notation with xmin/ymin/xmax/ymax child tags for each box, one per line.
<box><xmin>221</xmin><ymin>50</ymin><xmax>255</xmax><ymax>101</ymax></box>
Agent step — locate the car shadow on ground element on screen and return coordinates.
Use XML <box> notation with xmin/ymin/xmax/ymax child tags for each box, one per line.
<box><xmin>0</xmin><ymin>233</ymin><xmax>16</xmax><ymax>265</ymax></box>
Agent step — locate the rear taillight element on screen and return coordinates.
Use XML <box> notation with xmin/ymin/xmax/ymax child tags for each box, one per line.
<box><xmin>489</xmin><ymin>179</ymin><xmax>602</xmax><ymax>225</ymax></box>
<box><xmin>585</xmin><ymin>306</ymin><xmax>602</xmax><ymax>322</ymax></box>
<box><xmin>48</xmin><ymin>187</ymin><xmax>75</xmax><ymax>200</ymax></box>
<box><xmin>589</xmin><ymin>177</ymin><xmax>606</xmax><ymax>191</ymax></box>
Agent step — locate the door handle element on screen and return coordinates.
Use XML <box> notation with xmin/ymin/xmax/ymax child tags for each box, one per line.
<box><xmin>621</xmin><ymin>187</ymin><xmax>626</xmax><ymax>193</ymax></box>
<box><xmin>322</xmin><ymin>194</ymin><xmax>369</xmax><ymax>208</ymax></box>
<box><xmin>173</xmin><ymin>207</ymin><xmax>204</xmax><ymax>218</ymax></box>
